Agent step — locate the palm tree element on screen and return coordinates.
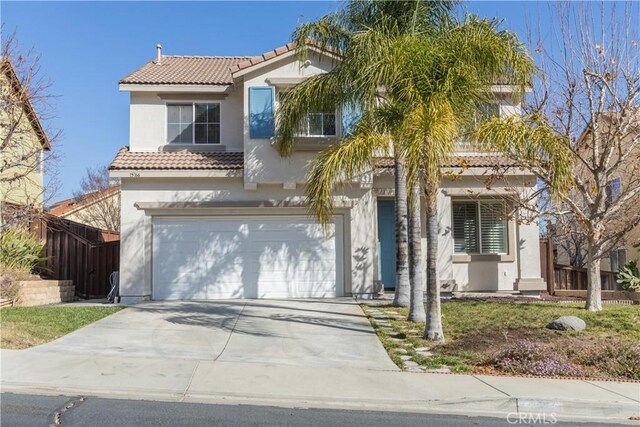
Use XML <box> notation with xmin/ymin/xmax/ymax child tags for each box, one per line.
<box><xmin>279</xmin><ymin>11</ymin><xmax>542</xmax><ymax>341</ymax></box>
<box><xmin>408</xmin><ymin>180</ymin><xmax>426</xmax><ymax>322</ymax></box>
<box><xmin>278</xmin><ymin>0</ymin><xmax>455</xmax><ymax>309</ymax></box>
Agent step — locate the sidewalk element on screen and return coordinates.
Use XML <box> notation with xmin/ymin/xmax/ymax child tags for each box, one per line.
<box><xmin>1</xmin><ymin>347</ymin><xmax>638</xmax><ymax>423</ymax></box>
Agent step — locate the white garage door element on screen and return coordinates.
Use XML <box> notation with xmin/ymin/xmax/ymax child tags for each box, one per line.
<box><xmin>152</xmin><ymin>216</ymin><xmax>343</xmax><ymax>299</ymax></box>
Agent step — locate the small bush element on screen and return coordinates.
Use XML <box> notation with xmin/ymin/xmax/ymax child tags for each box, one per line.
<box><xmin>490</xmin><ymin>340</ymin><xmax>583</xmax><ymax>377</ymax></box>
<box><xmin>0</xmin><ymin>228</ymin><xmax>45</xmax><ymax>272</ymax></box>
<box><xmin>579</xmin><ymin>343</ymin><xmax>640</xmax><ymax>380</ymax></box>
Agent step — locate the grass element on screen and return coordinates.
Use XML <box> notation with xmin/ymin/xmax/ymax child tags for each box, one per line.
<box><xmin>362</xmin><ymin>301</ymin><xmax>640</xmax><ymax>379</ymax></box>
<box><xmin>0</xmin><ymin>306</ymin><xmax>123</xmax><ymax>349</ymax></box>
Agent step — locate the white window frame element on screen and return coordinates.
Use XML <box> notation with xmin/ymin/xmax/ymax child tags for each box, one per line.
<box><xmin>452</xmin><ymin>200</ymin><xmax>509</xmax><ymax>255</ymax></box>
<box><xmin>166</xmin><ymin>102</ymin><xmax>222</xmax><ymax>144</ymax></box>
<box><xmin>297</xmin><ymin>112</ymin><xmax>337</xmax><ymax>137</ymax></box>
<box><xmin>276</xmin><ymin>89</ymin><xmax>337</xmax><ymax>137</ymax></box>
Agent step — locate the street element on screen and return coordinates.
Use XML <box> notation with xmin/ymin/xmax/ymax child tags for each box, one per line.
<box><xmin>0</xmin><ymin>393</ymin><xmax>619</xmax><ymax>427</ymax></box>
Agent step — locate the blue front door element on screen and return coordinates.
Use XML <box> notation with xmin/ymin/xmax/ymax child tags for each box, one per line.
<box><xmin>377</xmin><ymin>199</ymin><xmax>396</xmax><ymax>289</ymax></box>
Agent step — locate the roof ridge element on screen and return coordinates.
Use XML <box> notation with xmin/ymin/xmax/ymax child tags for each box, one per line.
<box><xmin>162</xmin><ymin>55</ymin><xmax>256</xmax><ymax>59</ymax></box>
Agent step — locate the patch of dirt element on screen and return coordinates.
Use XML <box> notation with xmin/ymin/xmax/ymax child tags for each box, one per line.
<box><xmin>440</xmin><ymin>327</ymin><xmax>551</xmax><ymax>354</ymax></box>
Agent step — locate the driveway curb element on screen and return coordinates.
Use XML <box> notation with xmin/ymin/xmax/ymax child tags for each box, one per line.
<box><xmin>2</xmin><ymin>383</ymin><xmax>638</xmax><ymax>424</ymax></box>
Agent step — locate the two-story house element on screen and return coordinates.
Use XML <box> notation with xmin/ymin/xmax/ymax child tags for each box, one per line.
<box><xmin>109</xmin><ymin>43</ymin><xmax>545</xmax><ymax>303</ymax></box>
<box><xmin>1</xmin><ymin>57</ymin><xmax>50</xmax><ymax>219</ymax></box>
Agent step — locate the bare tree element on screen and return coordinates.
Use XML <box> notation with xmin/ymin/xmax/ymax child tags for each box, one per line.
<box><xmin>477</xmin><ymin>2</ymin><xmax>640</xmax><ymax>311</ymax></box>
<box><xmin>71</xmin><ymin>166</ymin><xmax>120</xmax><ymax>232</ymax></box>
<box><xmin>1</xmin><ymin>31</ymin><xmax>60</xmax><ymax>227</ymax></box>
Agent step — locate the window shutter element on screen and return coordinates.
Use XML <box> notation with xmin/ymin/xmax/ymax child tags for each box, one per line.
<box><xmin>249</xmin><ymin>87</ymin><xmax>274</xmax><ymax>138</ymax></box>
<box><xmin>480</xmin><ymin>202</ymin><xmax>507</xmax><ymax>254</ymax></box>
<box><xmin>341</xmin><ymin>103</ymin><xmax>362</xmax><ymax>137</ymax></box>
<box><xmin>453</xmin><ymin>202</ymin><xmax>479</xmax><ymax>253</ymax></box>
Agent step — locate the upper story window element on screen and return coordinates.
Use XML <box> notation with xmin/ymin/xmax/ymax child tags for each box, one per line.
<box><xmin>167</xmin><ymin>103</ymin><xmax>220</xmax><ymax>144</ymax></box>
<box><xmin>605</xmin><ymin>177</ymin><xmax>621</xmax><ymax>207</ymax></box>
<box><xmin>277</xmin><ymin>91</ymin><xmax>337</xmax><ymax>137</ymax></box>
<box><xmin>453</xmin><ymin>200</ymin><xmax>508</xmax><ymax>255</ymax></box>
<box><xmin>298</xmin><ymin>112</ymin><xmax>337</xmax><ymax>137</ymax></box>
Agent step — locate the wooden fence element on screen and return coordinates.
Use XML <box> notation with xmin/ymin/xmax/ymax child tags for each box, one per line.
<box><xmin>553</xmin><ymin>264</ymin><xmax>621</xmax><ymax>291</ymax></box>
<box><xmin>540</xmin><ymin>237</ymin><xmax>623</xmax><ymax>293</ymax></box>
<box><xmin>33</xmin><ymin>216</ymin><xmax>120</xmax><ymax>298</ymax></box>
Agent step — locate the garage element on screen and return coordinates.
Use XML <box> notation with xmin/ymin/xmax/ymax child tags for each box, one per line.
<box><xmin>151</xmin><ymin>216</ymin><xmax>343</xmax><ymax>299</ymax></box>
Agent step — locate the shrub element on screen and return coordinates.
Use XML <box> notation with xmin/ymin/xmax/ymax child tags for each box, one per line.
<box><xmin>490</xmin><ymin>340</ymin><xmax>583</xmax><ymax>377</ymax></box>
<box><xmin>0</xmin><ymin>269</ymin><xmax>29</xmax><ymax>300</ymax></box>
<box><xmin>579</xmin><ymin>343</ymin><xmax>640</xmax><ymax>380</ymax></box>
<box><xmin>617</xmin><ymin>260</ymin><xmax>640</xmax><ymax>291</ymax></box>
<box><xmin>0</xmin><ymin>227</ymin><xmax>45</xmax><ymax>272</ymax></box>
<box><xmin>617</xmin><ymin>241</ymin><xmax>640</xmax><ymax>291</ymax></box>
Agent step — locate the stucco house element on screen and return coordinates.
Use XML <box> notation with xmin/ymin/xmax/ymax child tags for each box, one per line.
<box><xmin>555</xmin><ymin>112</ymin><xmax>640</xmax><ymax>274</ymax></box>
<box><xmin>48</xmin><ymin>185</ymin><xmax>121</xmax><ymax>232</ymax></box>
<box><xmin>1</xmin><ymin>56</ymin><xmax>50</xmax><ymax>218</ymax></box>
<box><xmin>109</xmin><ymin>43</ymin><xmax>545</xmax><ymax>304</ymax></box>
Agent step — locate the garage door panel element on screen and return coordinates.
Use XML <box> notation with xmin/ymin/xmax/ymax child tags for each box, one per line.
<box><xmin>152</xmin><ymin>216</ymin><xmax>343</xmax><ymax>300</ymax></box>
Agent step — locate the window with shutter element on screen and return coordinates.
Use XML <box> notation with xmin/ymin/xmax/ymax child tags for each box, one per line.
<box><xmin>479</xmin><ymin>202</ymin><xmax>507</xmax><ymax>254</ymax></box>
<box><xmin>453</xmin><ymin>202</ymin><xmax>479</xmax><ymax>253</ymax></box>
<box><xmin>453</xmin><ymin>200</ymin><xmax>508</xmax><ymax>255</ymax></box>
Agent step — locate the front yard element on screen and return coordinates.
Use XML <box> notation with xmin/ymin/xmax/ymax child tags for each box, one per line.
<box><xmin>362</xmin><ymin>300</ymin><xmax>640</xmax><ymax>380</ymax></box>
<box><xmin>0</xmin><ymin>306</ymin><xmax>123</xmax><ymax>349</ymax></box>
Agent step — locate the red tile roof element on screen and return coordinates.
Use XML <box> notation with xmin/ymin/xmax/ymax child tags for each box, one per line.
<box><xmin>48</xmin><ymin>185</ymin><xmax>120</xmax><ymax>217</ymax></box>
<box><xmin>119</xmin><ymin>42</ymin><xmax>340</xmax><ymax>86</ymax></box>
<box><xmin>119</xmin><ymin>56</ymin><xmax>253</xmax><ymax>86</ymax></box>
<box><xmin>108</xmin><ymin>147</ymin><xmax>244</xmax><ymax>170</ymax></box>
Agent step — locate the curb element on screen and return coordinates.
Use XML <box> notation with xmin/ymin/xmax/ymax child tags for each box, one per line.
<box><xmin>2</xmin><ymin>383</ymin><xmax>638</xmax><ymax>424</ymax></box>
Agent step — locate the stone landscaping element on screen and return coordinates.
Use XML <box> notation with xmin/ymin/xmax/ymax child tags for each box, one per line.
<box><xmin>363</xmin><ymin>306</ymin><xmax>452</xmax><ymax>373</ymax></box>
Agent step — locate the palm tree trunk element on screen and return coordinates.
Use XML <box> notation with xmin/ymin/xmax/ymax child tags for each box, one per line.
<box><xmin>408</xmin><ymin>181</ymin><xmax>426</xmax><ymax>322</ymax></box>
<box><xmin>585</xmin><ymin>239</ymin><xmax>602</xmax><ymax>312</ymax></box>
<box><xmin>424</xmin><ymin>188</ymin><xmax>444</xmax><ymax>341</ymax></box>
<box><xmin>393</xmin><ymin>155</ymin><xmax>410</xmax><ymax>307</ymax></box>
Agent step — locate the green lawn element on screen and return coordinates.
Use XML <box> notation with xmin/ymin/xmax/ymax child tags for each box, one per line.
<box><xmin>0</xmin><ymin>306</ymin><xmax>123</xmax><ymax>349</ymax></box>
<box><xmin>362</xmin><ymin>301</ymin><xmax>640</xmax><ymax>380</ymax></box>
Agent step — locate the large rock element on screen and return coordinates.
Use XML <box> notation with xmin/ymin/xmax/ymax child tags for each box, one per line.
<box><xmin>547</xmin><ymin>316</ymin><xmax>586</xmax><ymax>331</ymax></box>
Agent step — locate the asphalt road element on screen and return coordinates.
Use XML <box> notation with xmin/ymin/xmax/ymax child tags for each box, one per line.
<box><xmin>0</xmin><ymin>393</ymin><xmax>619</xmax><ymax>427</ymax></box>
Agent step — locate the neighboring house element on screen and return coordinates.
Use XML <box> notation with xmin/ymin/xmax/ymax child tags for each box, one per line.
<box><xmin>109</xmin><ymin>43</ymin><xmax>545</xmax><ymax>303</ymax></box>
<box><xmin>48</xmin><ymin>185</ymin><xmax>121</xmax><ymax>232</ymax></box>
<box><xmin>555</xmin><ymin>113</ymin><xmax>640</xmax><ymax>273</ymax></box>
<box><xmin>0</xmin><ymin>57</ymin><xmax>50</xmax><ymax>214</ymax></box>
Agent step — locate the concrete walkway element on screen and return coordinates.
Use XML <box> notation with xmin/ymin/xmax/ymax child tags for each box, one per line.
<box><xmin>1</xmin><ymin>299</ymin><xmax>638</xmax><ymax>423</ymax></box>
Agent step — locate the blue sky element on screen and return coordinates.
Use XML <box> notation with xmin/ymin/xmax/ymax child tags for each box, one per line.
<box><xmin>3</xmin><ymin>1</ymin><xmax>548</xmax><ymax>201</ymax></box>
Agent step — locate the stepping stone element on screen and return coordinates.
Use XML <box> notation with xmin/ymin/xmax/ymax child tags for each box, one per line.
<box><xmin>406</xmin><ymin>366</ymin><xmax>426</xmax><ymax>373</ymax></box>
<box><xmin>389</xmin><ymin>338</ymin><xmax>403</xmax><ymax>343</ymax></box>
<box><xmin>404</xmin><ymin>361</ymin><xmax>420</xmax><ymax>368</ymax></box>
<box><xmin>425</xmin><ymin>367</ymin><xmax>451</xmax><ymax>374</ymax></box>
<box><xmin>399</xmin><ymin>355</ymin><xmax>412</xmax><ymax>361</ymax></box>
<box><xmin>415</xmin><ymin>347</ymin><xmax>431</xmax><ymax>352</ymax></box>
<box><xmin>416</xmin><ymin>351</ymin><xmax>433</xmax><ymax>357</ymax></box>
<box><xmin>394</xmin><ymin>348</ymin><xmax>408</xmax><ymax>355</ymax></box>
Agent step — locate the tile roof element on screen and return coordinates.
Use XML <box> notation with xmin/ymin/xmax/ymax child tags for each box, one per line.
<box><xmin>108</xmin><ymin>147</ymin><xmax>244</xmax><ymax>170</ymax></box>
<box><xmin>119</xmin><ymin>56</ymin><xmax>253</xmax><ymax>85</ymax></box>
<box><xmin>375</xmin><ymin>155</ymin><xmax>519</xmax><ymax>169</ymax></box>
<box><xmin>230</xmin><ymin>43</ymin><xmax>298</xmax><ymax>74</ymax></box>
<box><xmin>119</xmin><ymin>43</ymin><xmax>340</xmax><ymax>86</ymax></box>
<box><xmin>48</xmin><ymin>185</ymin><xmax>120</xmax><ymax>217</ymax></box>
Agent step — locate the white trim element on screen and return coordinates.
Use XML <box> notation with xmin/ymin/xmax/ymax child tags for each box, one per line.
<box><xmin>119</xmin><ymin>84</ymin><xmax>233</xmax><ymax>93</ymax></box>
<box><xmin>109</xmin><ymin>169</ymin><xmax>243</xmax><ymax>178</ymax></box>
<box><xmin>166</xmin><ymin>101</ymin><xmax>222</xmax><ymax>145</ymax></box>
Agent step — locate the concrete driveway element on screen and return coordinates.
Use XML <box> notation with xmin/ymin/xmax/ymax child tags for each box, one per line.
<box><xmin>21</xmin><ymin>298</ymin><xmax>398</xmax><ymax>370</ymax></box>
